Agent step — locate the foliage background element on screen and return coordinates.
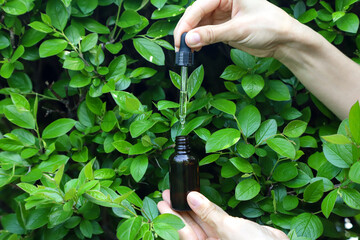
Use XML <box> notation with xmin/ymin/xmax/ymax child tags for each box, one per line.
<box><xmin>0</xmin><ymin>0</ymin><xmax>360</xmax><ymax>239</ymax></box>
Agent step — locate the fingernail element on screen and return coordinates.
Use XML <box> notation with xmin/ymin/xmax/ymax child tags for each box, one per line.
<box><xmin>187</xmin><ymin>192</ymin><xmax>202</xmax><ymax>208</ymax></box>
<box><xmin>186</xmin><ymin>32</ymin><xmax>201</xmax><ymax>46</ymax></box>
<box><xmin>175</xmin><ymin>46</ymin><xmax>179</xmax><ymax>52</ymax></box>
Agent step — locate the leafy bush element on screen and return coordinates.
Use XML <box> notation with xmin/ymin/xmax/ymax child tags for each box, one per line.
<box><xmin>0</xmin><ymin>0</ymin><xmax>360</xmax><ymax>239</ymax></box>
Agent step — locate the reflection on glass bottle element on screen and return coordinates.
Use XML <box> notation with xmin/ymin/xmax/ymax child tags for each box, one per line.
<box><xmin>170</xmin><ymin>136</ymin><xmax>200</xmax><ymax>211</ymax></box>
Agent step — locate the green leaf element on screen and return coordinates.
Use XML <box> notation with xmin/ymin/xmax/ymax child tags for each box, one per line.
<box><xmin>0</xmin><ymin>152</ymin><xmax>29</xmax><ymax>169</ymax></box>
<box><xmin>76</xmin><ymin>18</ymin><xmax>110</xmax><ymax>34</ymax></box>
<box><xmin>107</xmin><ymin>55</ymin><xmax>127</xmax><ymax>80</ymax></box>
<box><xmin>26</xmin><ymin>208</ymin><xmax>50</xmax><ymax>230</ymax></box>
<box><xmin>130</xmin><ymin>155</ymin><xmax>148</xmax><ymax>182</ymax></box>
<box><xmin>11</xmin><ymin>45</ymin><xmax>25</xmax><ymax>63</ymax></box>
<box><xmin>69</xmin><ymin>73</ymin><xmax>91</xmax><ymax>88</ymax></box>
<box><xmin>80</xmin><ymin>220</ymin><xmax>93</xmax><ymax>238</ymax></box>
<box><xmin>94</xmin><ymin>169</ymin><xmax>115</xmax><ymax>180</ymax></box>
<box><xmin>205</xmin><ymin>128</ymin><xmax>241</xmax><ymax>153</ymax></box>
<box><xmin>7</xmin><ymin>72</ymin><xmax>33</xmax><ymax>93</ymax></box>
<box><xmin>237</xmin><ymin>105</ymin><xmax>261</xmax><ymax>137</ymax></box>
<box><xmin>153</xmin><ymin>214</ymin><xmax>185</xmax><ymax>230</ymax></box>
<box><xmin>42</xmin><ymin>118</ymin><xmax>76</xmax><ymax>139</ymax></box>
<box><xmin>151</xmin><ymin>0</ymin><xmax>166</xmax><ymax>9</ymax></box>
<box><xmin>46</xmin><ymin>0</ymin><xmax>69</xmax><ymax>31</ymax></box>
<box><xmin>77</xmin><ymin>0</ymin><xmax>97</xmax><ymax>14</ymax></box>
<box><xmin>230</xmin><ymin>49</ymin><xmax>256</xmax><ymax>69</ymax></box>
<box><xmin>113</xmin><ymin>140</ymin><xmax>132</xmax><ymax>154</ymax></box>
<box><xmin>157</xmin><ymin>100</ymin><xmax>179</xmax><ymax>110</ymax></box>
<box><xmin>242</xmin><ymin>74</ymin><xmax>264</xmax><ymax>98</ymax></box>
<box><xmin>336</xmin><ymin>13</ymin><xmax>359</xmax><ymax>33</ymax></box>
<box><xmin>81</xmin><ymin>33</ymin><xmax>98</xmax><ymax>52</ymax></box>
<box><xmin>38</xmin><ymin>155</ymin><xmax>69</xmax><ymax>172</ymax></box>
<box><xmin>340</xmin><ymin>188</ymin><xmax>360</xmax><ymax>209</ymax></box>
<box><xmin>188</xmin><ymin>65</ymin><xmax>204</xmax><ymax>98</ymax></box>
<box><xmin>181</xmin><ymin>115</ymin><xmax>211</xmax><ymax>136</ymax></box>
<box><xmin>283</xmin><ymin>195</ymin><xmax>299</xmax><ymax>211</ymax></box>
<box><xmin>143</xmin><ymin>197</ymin><xmax>159</xmax><ymax>221</ymax></box>
<box><xmin>255</xmin><ymin>119</ymin><xmax>277</xmax><ymax>145</ymax></box>
<box><xmin>39</xmin><ymin>39</ymin><xmax>68</xmax><ymax>58</ymax></box>
<box><xmin>349</xmin><ymin>101</ymin><xmax>360</xmax><ymax>144</ymax></box>
<box><xmin>112</xmin><ymin>91</ymin><xmax>143</xmax><ymax>114</ymax></box>
<box><xmin>10</xmin><ymin>93</ymin><xmax>30</xmax><ymax>111</ymax></box>
<box><xmin>273</xmin><ymin>162</ymin><xmax>298</xmax><ymax>182</ymax></box>
<box><xmin>199</xmin><ymin>154</ymin><xmax>220</xmax><ymax>166</ymax></box>
<box><xmin>283</xmin><ymin>120</ymin><xmax>307</xmax><ymax>138</ymax></box>
<box><xmin>28</xmin><ymin>21</ymin><xmax>53</xmax><ymax>33</ymax></box>
<box><xmin>130</xmin><ymin>120</ymin><xmax>156</xmax><ymax>138</ymax></box>
<box><xmin>220</xmin><ymin>65</ymin><xmax>245</xmax><ymax>81</ymax></box>
<box><xmin>298</xmin><ymin>8</ymin><xmax>318</xmax><ymax>23</ymax></box>
<box><xmin>118</xmin><ymin>10</ymin><xmax>141</xmax><ymax>28</ymax></box>
<box><xmin>4</xmin><ymin>105</ymin><xmax>35</xmax><ymax>129</ymax></box>
<box><xmin>116</xmin><ymin>217</ymin><xmax>142</xmax><ymax>240</ymax></box>
<box><xmin>267</xmin><ymin>138</ymin><xmax>296</xmax><ymax>159</ymax></box>
<box><xmin>323</xmin><ymin>142</ymin><xmax>353</xmax><ymax>168</ymax></box>
<box><xmin>332</xmin><ymin>11</ymin><xmax>346</xmax><ymax>22</ymax></box>
<box><xmin>322</xmin><ymin>134</ymin><xmax>352</xmax><ymax>144</ymax></box>
<box><xmin>264</xmin><ymin>80</ymin><xmax>291</xmax><ymax>101</ymax></box>
<box><xmin>2</xmin><ymin>0</ymin><xmax>27</xmax><ymax>15</ymax></box>
<box><xmin>101</xmin><ymin>111</ymin><xmax>117</xmax><ymax>132</ymax></box>
<box><xmin>321</xmin><ymin>190</ymin><xmax>337</xmax><ymax>218</ymax></box>
<box><xmin>210</xmin><ymin>99</ymin><xmax>236</xmax><ymax>115</ymax></box>
<box><xmin>349</xmin><ymin>162</ymin><xmax>360</xmax><ymax>183</ymax></box>
<box><xmin>153</xmin><ymin>222</ymin><xmax>179</xmax><ymax>240</ymax></box>
<box><xmin>229</xmin><ymin>157</ymin><xmax>253</xmax><ymax>173</ymax></box>
<box><xmin>133</xmin><ymin>38</ymin><xmax>164</xmax><ymax>66</ymax></box>
<box><xmin>0</xmin><ymin>32</ymin><xmax>10</xmax><ymax>49</ymax></box>
<box><xmin>0</xmin><ymin>62</ymin><xmax>15</xmax><ymax>79</ymax></box>
<box><xmin>169</xmin><ymin>70</ymin><xmax>181</xmax><ymax>89</ymax></box>
<box><xmin>63</xmin><ymin>57</ymin><xmax>84</xmax><ymax>71</ymax></box>
<box><xmin>49</xmin><ymin>207</ymin><xmax>73</xmax><ymax>227</ymax></box>
<box><xmin>304</xmin><ymin>180</ymin><xmax>324</xmax><ymax>203</ymax></box>
<box><xmin>235</xmin><ymin>178</ymin><xmax>261</xmax><ymax>201</ymax></box>
<box><xmin>151</xmin><ymin>5</ymin><xmax>185</xmax><ymax>19</ymax></box>
<box><xmin>290</xmin><ymin>213</ymin><xmax>323</xmax><ymax>239</ymax></box>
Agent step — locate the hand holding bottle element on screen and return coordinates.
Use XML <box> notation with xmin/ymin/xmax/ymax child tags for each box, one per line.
<box><xmin>157</xmin><ymin>190</ymin><xmax>289</xmax><ymax>240</ymax></box>
<box><xmin>174</xmin><ymin>0</ymin><xmax>304</xmax><ymax>59</ymax></box>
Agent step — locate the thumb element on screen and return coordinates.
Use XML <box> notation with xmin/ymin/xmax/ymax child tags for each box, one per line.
<box><xmin>187</xmin><ymin>191</ymin><xmax>228</xmax><ymax>229</ymax></box>
<box><xmin>185</xmin><ymin>21</ymin><xmax>239</xmax><ymax>48</ymax></box>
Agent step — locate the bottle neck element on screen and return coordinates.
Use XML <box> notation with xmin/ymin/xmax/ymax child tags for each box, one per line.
<box><xmin>175</xmin><ymin>136</ymin><xmax>190</xmax><ymax>154</ymax></box>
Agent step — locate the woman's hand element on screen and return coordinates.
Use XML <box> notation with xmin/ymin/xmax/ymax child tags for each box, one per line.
<box><xmin>174</xmin><ymin>0</ymin><xmax>303</xmax><ymax>58</ymax></box>
<box><xmin>157</xmin><ymin>190</ymin><xmax>289</xmax><ymax>240</ymax></box>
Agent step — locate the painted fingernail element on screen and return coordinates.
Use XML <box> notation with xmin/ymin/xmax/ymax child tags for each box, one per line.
<box><xmin>186</xmin><ymin>32</ymin><xmax>201</xmax><ymax>46</ymax></box>
<box><xmin>187</xmin><ymin>192</ymin><xmax>202</xmax><ymax>208</ymax></box>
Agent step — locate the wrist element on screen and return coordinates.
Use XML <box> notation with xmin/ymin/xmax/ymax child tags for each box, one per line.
<box><xmin>274</xmin><ymin>18</ymin><xmax>326</xmax><ymax>65</ymax></box>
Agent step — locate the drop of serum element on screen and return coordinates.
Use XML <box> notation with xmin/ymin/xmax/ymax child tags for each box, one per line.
<box><xmin>169</xmin><ymin>135</ymin><xmax>200</xmax><ymax>211</ymax></box>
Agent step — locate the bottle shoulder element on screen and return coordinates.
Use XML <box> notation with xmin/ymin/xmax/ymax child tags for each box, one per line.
<box><xmin>170</xmin><ymin>153</ymin><xmax>196</xmax><ymax>163</ymax></box>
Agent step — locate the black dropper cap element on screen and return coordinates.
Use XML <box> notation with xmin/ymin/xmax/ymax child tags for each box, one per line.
<box><xmin>175</xmin><ymin>32</ymin><xmax>194</xmax><ymax>67</ymax></box>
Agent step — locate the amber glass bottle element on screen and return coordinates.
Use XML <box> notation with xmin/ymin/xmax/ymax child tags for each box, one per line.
<box><xmin>170</xmin><ymin>136</ymin><xmax>200</xmax><ymax>211</ymax></box>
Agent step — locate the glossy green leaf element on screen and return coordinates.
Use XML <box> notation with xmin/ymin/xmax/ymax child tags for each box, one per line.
<box><xmin>321</xmin><ymin>190</ymin><xmax>337</xmax><ymax>218</ymax></box>
<box><xmin>206</xmin><ymin>128</ymin><xmax>241</xmax><ymax>153</ymax></box>
<box><xmin>133</xmin><ymin>38</ymin><xmax>164</xmax><ymax>66</ymax></box>
<box><xmin>4</xmin><ymin>105</ymin><xmax>35</xmax><ymax>129</ymax></box>
<box><xmin>130</xmin><ymin>155</ymin><xmax>148</xmax><ymax>182</ymax></box>
<box><xmin>39</xmin><ymin>39</ymin><xmax>68</xmax><ymax>58</ymax></box>
<box><xmin>290</xmin><ymin>213</ymin><xmax>323</xmax><ymax>239</ymax></box>
<box><xmin>242</xmin><ymin>74</ymin><xmax>264</xmax><ymax>98</ymax></box>
<box><xmin>210</xmin><ymin>99</ymin><xmax>236</xmax><ymax>115</ymax></box>
<box><xmin>267</xmin><ymin>138</ymin><xmax>296</xmax><ymax>159</ymax></box>
<box><xmin>151</xmin><ymin>5</ymin><xmax>185</xmax><ymax>19</ymax></box>
<box><xmin>264</xmin><ymin>80</ymin><xmax>291</xmax><ymax>101</ymax></box>
<box><xmin>235</xmin><ymin>178</ymin><xmax>261</xmax><ymax>201</ymax></box>
<box><xmin>283</xmin><ymin>120</ymin><xmax>307</xmax><ymax>138</ymax></box>
<box><xmin>349</xmin><ymin>101</ymin><xmax>360</xmax><ymax>144</ymax></box>
<box><xmin>42</xmin><ymin>118</ymin><xmax>76</xmax><ymax>139</ymax></box>
<box><xmin>322</xmin><ymin>134</ymin><xmax>352</xmax><ymax>144</ymax></box>
<box><xmin>237</xmin><ymin>105</ymin><xmax>261</xmax><ymax>137</ymax></box>
<box><xmin>273</xmin><ymin>162</ymin><xmax>298</xmax><ymax>182</ymax></box>
<box><xmin>188</xmin><ymin>65</ymin><xmax>204</xmax><ymax>98</ymax></box>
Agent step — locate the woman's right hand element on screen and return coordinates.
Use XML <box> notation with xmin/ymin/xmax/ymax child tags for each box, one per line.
<box><xmin>174</xmin><ymin>0</ymin><xmax>306</xmax><ymax>59</ymax></box>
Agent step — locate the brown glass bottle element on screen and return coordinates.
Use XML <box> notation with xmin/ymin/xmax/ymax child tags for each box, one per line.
<box><xmin>169</xmin><ymin>136</ymin><xmax>200</xmax><ymax>211</ymax></box>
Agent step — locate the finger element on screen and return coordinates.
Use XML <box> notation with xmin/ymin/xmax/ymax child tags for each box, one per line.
<box><xmin>158</xmin><ymin>200</ymin><xmax>208</xmax><ymax>240</ymax></box>
<box><xmin>162</xmin><ymin>189</ymin><xmax>171</xmax><ymax>205</ymax></box>
<box><xmin>187</xmin><ymin>192</ymin><xmax>229</xmax><ymax>232</ymax></box>
<box><xmin>174</xmin><ymin>0</ymin><xmax>221</xmax><ymax>48</ymax></box>
<box><xmin>262</xmin><ymin>226</ymin><xmax>289</xmax><ymax>240</ymax></box>
<box><xmin>188</xmin><ymin>211</ymin><xmax>219</xmax><ymax>238</ymax></box>
<box><xmin>185</xmin><ymin>20</ymin><xmax>239</xmax><ymax>48</ymax></box>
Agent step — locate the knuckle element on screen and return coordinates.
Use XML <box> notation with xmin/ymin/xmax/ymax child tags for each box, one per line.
<box><xmin>200</xmin><ymin>202</ymin><xmax>217</xmax><ymax>223</ymax></box>
<box><xmin>204</xmin><ymin>27</ymin><xmax>215</xmax><ymax>44</ymax></box>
